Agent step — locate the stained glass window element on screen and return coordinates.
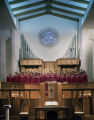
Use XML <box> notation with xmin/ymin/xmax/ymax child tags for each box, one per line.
<box><xmin>40</xmin><ymin>31</ymin><xmax>57</xmax><ymax>46</ymax></box>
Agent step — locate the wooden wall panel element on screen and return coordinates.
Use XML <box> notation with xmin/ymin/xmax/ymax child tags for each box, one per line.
<box><xmin>1</xmin><ymin>82</ymin><xmax>24</xmax><ymax>99</ymax></box>
<box><xmin>1</xmin><ymin>82</ymin><xmax>24</xmax><ymax>90</ymax></box>
<box><xmin>27</xmin><ymin>60</ymin><xmax>34</xmax><ymax>65</ymax></box>
<box><xmin>20</xmin><ymin>99</ymin><xmax>30</xmax><ymax>112</ymax></box>
<box><xmin>1</xmin><ymin>82</ymin><xmax>94</xmax><ymax>119</ymax></box>
<box><xmin>23</xmin><ymin>60</ymin><xmax>28</xmax><ymax>65</ymax></box>
<box><xmin>57</xmin><ymin>67</ymin><xmax>60</xmax><ymax>73</ymax></box>
<box><xmin>57</xmin><ymin>83</ymin><xmax>62</xmax><ymax>107</ymax></box>
<box><xmin>25</xmin><ymin>68</ymin><xmax>29</xmax><ymax>72</ymax></box>
<box><xmin>83</xmin><ymin>98</ymin><xmax>91</xmax><ymax>114</ymax></box>
<box><xmin>85</xmin><ymin>115</ymin><xmax>94</xmax><ymax>120</ymax></box>
<box><xmin>40</xmin><ymin>83</ymin><xmax>46</xmax><ymax>107</ymax></box>
<box><xmin>24</xmin><ymin>84</ymin><xmax>40</xmax><ymax>99</ymax></box>
<box><xmin>54</xmin><ymin>61</ymin><xmax>58</xmax><ymax>70</ymax></box>
<box><xmin>21</xmin><ymin>67</ymin><xmax>26</xmax><ymax>72</ymax></box>
<box><xmin>66</xmin><ymin>59</ymin><xmax>72</xmax><ymax>65</ymax></box>
<box><xmin>29</xmin><ymin>99</ymin><xmax>40</xmax><ymax>118</ymax></box>
<box><xmin>61</xmin><ymin>59</ymin><xmax>66</xmax><ymax>65</ymax></box>
<box><xmin>20</xmin><ymin>59</ymin><xmax>24</xmax><ymax>65</ymax></box>
<box><xmin>57</xmin><ymin>59</ymin><xmax>61</xmax><ymax>65</ymax></box>
<box><xmin>57</xmin><ymin>59</ymin><xmax>79</xmax><ymax>66</ymax></box>
<box><xmin>47</xmin><ymin>62</ymin><xmax>50</xmax><ymax>73</ymax></box>
<box><xmin>71</xmin><ymin>59</ymin><xmax>79</xmax><ymax>65</ymax></box>
<box><xmin>38</xmin><ymin>67</ymin><xmax>42</xmax><ymax>73</ymax></box>
<box><xmin>20</xmin><ymin>59</ymin><xmax>80</xmax><ymax>74</ymax></box>
<box><xmin>63</xmin><ymin>99</ymin><xmax>74</xmax><ymax>119</ymax></box>
<box><xmin>10</xmin><ymin>99</ymin><xmax>20</xmax><ymax>115</ymax></box>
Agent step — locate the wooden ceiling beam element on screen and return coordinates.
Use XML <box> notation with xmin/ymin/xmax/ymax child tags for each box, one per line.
<box><xmin>52</xmin><ymin>0</ymin><xmax>86</xmax><ymax>11</ymax></box>
<box><xmin>51</xmin><ymin>6</ymin><xmax>84</xmax><ymax>17</ymax></box>
<box><xmin>70</xmin><ymin>0</ymin><xmax>89</xmax><ymax>4</ymax></box>
<box><xmin>19</xmin><ymin>12</ymin><xmax>47</xmax><ymax>21</ymax></box>
<box><xmin>15</xmin><ymin>6</ymin><xmax>84</xmax><ymax>18</ymax></box>
<box><xmin>18</xmin><ymin>10</ymin><xmax>79</xmax><ymax>22</ymax></box>
<box><xmin>14</xmin><ymin>7</ymin><xmax>46</xmax><ymax>17</ymax></box>
<box><xmin>9</xmin><ymin>0</ymin><xmax>28</xmax><ymax>5</ymax></box>
<box><xmin>11</xmin><ymin>1</ymin><xmax>45</xmax><ymax>11</ymax></box>
<box><xmin>49</xmin><ymin>12</ymin><xmax>79</xmax><ymax>22</ymax></box>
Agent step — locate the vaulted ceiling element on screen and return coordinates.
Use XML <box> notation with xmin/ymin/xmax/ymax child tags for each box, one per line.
<box><xmin>8</xmin><ymin>0</ymin><xmax>91</xmax><ymax>22</ymax></box>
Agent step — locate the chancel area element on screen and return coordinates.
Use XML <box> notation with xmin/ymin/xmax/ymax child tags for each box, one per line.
<box><xmin>0</xmin><ymin>0</ymin><xmax>94</xmax><ymax>120</ymax></box>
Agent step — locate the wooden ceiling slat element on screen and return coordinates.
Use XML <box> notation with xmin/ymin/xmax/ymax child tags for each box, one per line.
<box><xmin>50</xmin><ymin>12</ymin><xmax>79</xmax><ymax>22</ymax></box>
<box><xmin>53</xmin><ymin>0</ymin><xmax>86</xmax><ymax>11</ymax></box>
<box><xmin>14</xmin><ymin>6</ymin><xmax>84</xmax><ymax>17</ymax></box>
<box><xmin>70</xmin><ymin>0</ymin><xmax>89</xmax><ymax>4</ymax></box>
<box><xmin>14</xmin><ymin>7</ymin><xmax>46</xmax><ymax>17</ymax></box>
<box><xmin>9</xmin><ymin>0</ymin><xmax>28</xmax><ymax>5</ymax></box>
<box><xmin>9</xmin><ymin>0</ymin><xmax>89</xmax><ymax>21</ymax></box>
<box><xmin>51</xmin><ymin>6</ymin><xmax>84</xmax><ymax>17</ymax></box>
<box><xmin>18</xmin><ymin>11</ymin><xmax>79</xmax><ymax>21</ymax></box>
<box><xmin>11</xmin><ymin>1</ymin><xmax>45</xmax><ymax>11</ymax></box>
<box><xmin>19</xmin><ymin>12</ymin><xmax>46</xmax><ymax>21</ymax></box>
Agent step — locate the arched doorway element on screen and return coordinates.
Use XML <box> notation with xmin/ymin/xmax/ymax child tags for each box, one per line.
<box><xmin>47</xmin><ymin>111</ymin><xmax>57</xmax><ymax>120</ymax></box>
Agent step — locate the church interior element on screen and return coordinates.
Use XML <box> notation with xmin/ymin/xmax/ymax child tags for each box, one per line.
<box><xmin>0</xmin><ymin>0</ymin><xmax>94</xmax><ymax>120</ymax></box>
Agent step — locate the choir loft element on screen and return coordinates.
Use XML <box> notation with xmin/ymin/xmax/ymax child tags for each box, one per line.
<box><xmin>0</xmin><ymin>0</ymin><xmax>94</xmax><ymax>120</ymax></box>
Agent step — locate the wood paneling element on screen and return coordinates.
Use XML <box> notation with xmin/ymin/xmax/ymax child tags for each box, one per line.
<box><xmin>0</xmin><ymin>82</ymin><xmax>94</xmax><ymax>119</ymax></box>
<box><xmin>21</xmin><ymin>67</ymin><xmax>26</xmax><ymax>72</ymax></box>
<box><xmin>27</xmin><ymin>59</ymin><xmax>34</xmax><ymax>65</ymax></box>
<box><xmin>19</xmin><ymin>58</ymin><xmax>80</xmax><ymax>73</ymax></box>
<box><xmin>20</xmin><ymin>59</ymin><xmax>42</xmax><ymax>66</ymax></box>
<box><xmin>57</xmin><ymin>58</ymin><xmax>79</xmax><ymax>66</ymax></box>
<box><xmin>20</xmin><ymin>59</ymin><xmax>28</xmax><ymax>65</ymax></box>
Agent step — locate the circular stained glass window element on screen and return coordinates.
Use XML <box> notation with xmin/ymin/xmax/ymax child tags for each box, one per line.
<box><xmin>40</xmin><ymin>31</ymin><xmax>57</xmax><ymax>46</ymax></box>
